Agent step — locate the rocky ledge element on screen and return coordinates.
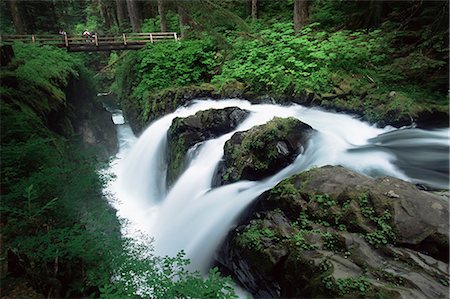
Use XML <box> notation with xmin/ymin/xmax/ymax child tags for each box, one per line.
<box><xmin>167</xmin><ymin>107</ymin><xmax>249</xmax><ymax>187</ymax></box>
<box><xmin>215</xmin><ymin>117</ymin><xmax>314</xmax><ymax>185</ymax></box>
<box><xmin>217</xmin><ymin>166</ymin><xmax>449</xmax><ymax>298</ymax></box>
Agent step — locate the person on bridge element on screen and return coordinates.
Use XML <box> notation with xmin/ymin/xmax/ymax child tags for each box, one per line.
<box><xmin>82</xmin><ymin>30</ymin><xmax>92</xmax><ymax>43</ymax></box>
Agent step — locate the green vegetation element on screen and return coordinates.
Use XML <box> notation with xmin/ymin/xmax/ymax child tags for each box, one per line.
<box><xmin>236</xmin><ymin>220</ymin><xmax>278</xmax><ymax>251</ymax></box>
<box><xmin>1</xmin><ymin>43</ymin><xmax>236</xmax><ymax>298</ymax></box>
<box><xmin>357</xmin><ymin>194</ymin><xmax>395</xmax><ymax>247</ymax></box>
<box><xmin>1</xmin><ymin>43</ymin><xmax>118</xmax><ymax>297</ymax></box>
<box><xmin>323</xmin><ymin>275</ymin><xmax>370</xmax><ymax>296</ymax></box>
<box><xmin>111</xmin><ymin>1</ymin><xmax>448</xmax><ymax>129</ymax></box>
<box><xmin>1</xmin><ymin>1</ymin><xmax>448</xmax><ymax>297</ymax></box>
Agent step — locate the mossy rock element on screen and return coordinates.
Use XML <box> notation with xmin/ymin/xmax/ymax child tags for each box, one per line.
<box><xmin>218</xmin><ymin>117</ymin><xmax>314</xmax><ymax>185</ymax></box>
<box><xmin>218</xmin><ymin>166</ymin><xmax>449</xmax><ymax>298</ymax></box>
<box><xmin>166</xmin><ymin>107</ymin><xmax>249</xmax><ymax>187</ymax></box>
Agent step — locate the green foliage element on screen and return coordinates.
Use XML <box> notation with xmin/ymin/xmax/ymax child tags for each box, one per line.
<box><xmin>236</xmin><ymin>220</ymin><xmax>278</xmax><ymax>251</ymax></box>
<box><xmin>335</xmin><ymin>276</ymin><xmax>370</xmax><ymax>296</ymax></box>
<box><xmin>3</xmin><ymin>43</ymin><xmax>80</xmax><ymax>119</ymax></box>
<box><xmin>141</xmin><ymin>11</ymin><xmax>180</xmax><ymax>33</ymax></box>
<box><xmin>323</xmin><ymin>274</ymin><xmax>371</xmax><ymax>296</ymax></box>
<box><xmin>213</xmin><ymin>22</ymin><xmax>389</xmax><ymax>95</ymax></box>
<box><xmin>100</xmin><ymin>239</ymin><xmax>237</xmax><ymax>299</ymax></box>
<box><xmin>1</xmin><ymin>43</ymin><xmax>237</xmax><ymax>298</ymax></box>
<box><xmin>0</xmin><ymin>43</ymin><xmax>121</xmax><ymax>296</ymax></box>
<box><xmin>358</xmin><ymin>194</ymin><xmax>395</xmax><ymax>246</ymax></box>
<box><xmin>312</xmin><ymin>194</ymin><xmax>335</xmax><ymax>209</ymax></box>
<box><xmin>310</xmin><ymin>0</ymin><xmax>356</xmax><ymax>30</ymax></box>
<box><xmin>270</xmin><ymin>180</ymin><xmax>300</xmax><ymax>198</ymax></box>
<box><xmin>134</xmin><ymin>38</ymin><xmax>220</xmax><ymax>99</ymax></box>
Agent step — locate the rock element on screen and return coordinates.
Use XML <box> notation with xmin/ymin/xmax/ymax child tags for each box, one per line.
<box><xmin>217</xmin><ymin>166</ymin><xmax>449</xmax><ymax>298</ymax></box>
<box><xmin>218</xmin><ymin>117</ymin><xmax>314</xmax><ymax>185</ymax></box>
<box><xmin>385</xmin><ymin>190</ymin><xmax>400</xmax><ymax>198</ymax></box>
<box><xmin>0</xmin><ymin>45</ymin><xmax>14</xmax><ymax>66</ymax></box>
<box><xmin>166</xmin><ymin>107</ymin><xmax>249</xmax><ymax>187</ymax></box>
<box><xmin>65</xmin><ymin>75</ymin><xmax>118</xmax><ymax>158</ymax></box>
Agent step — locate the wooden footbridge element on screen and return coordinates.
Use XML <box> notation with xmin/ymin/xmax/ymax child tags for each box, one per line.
<box><xmin>0</xmin><ymin>32</ymin><xmax>178</xmax><ymax>52</ymax></box>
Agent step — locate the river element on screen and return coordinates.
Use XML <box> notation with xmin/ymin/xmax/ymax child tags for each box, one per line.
<box><xmin>104</xmin><ymin>98</ymin><xmax>449</xmax><ymax>280</ymax></box>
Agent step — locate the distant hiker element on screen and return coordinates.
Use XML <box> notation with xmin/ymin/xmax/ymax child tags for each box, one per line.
<box><xmin>82</xmin><ymin>30</ymin><xmax>91</xmax><ymax>38</ymax></box>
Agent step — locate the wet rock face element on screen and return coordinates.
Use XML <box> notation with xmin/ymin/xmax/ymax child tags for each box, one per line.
<box><xmin>217</xmin><ymin>117</ymin><xmax>314</xmax><ymax>185</ymax></box>
<box><xmin>166</xmin><ymin>107</ymin><xmax>249</xmax><ymax>187</ymax></box>
<box><xmin>63</xmin><ymin>75</ymin><xmax>118</xmax><ymax>159</ymax></box>
<box><xmin>217</xmin><ymin>166</ymin><xmax>449</xmax><ymax>299</ymax></box>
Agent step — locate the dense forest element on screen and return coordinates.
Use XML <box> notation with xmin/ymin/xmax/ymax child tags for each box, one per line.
<box><xmin>1</xmin><ymin>0</ymin><xmax>449</xmax><ymax>298</ymax></box>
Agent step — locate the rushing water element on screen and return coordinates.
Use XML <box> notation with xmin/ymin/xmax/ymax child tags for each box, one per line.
<box><xmin>106</xmin><ymin>99</ymin><xmax>449</xmax><ymax>275</ymax></box>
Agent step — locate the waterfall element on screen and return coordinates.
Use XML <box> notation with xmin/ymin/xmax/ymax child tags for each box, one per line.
<box><xmin>106</xmin><ymin>99</ymin><xmax>449</xmax><ymax>273</ymax></box>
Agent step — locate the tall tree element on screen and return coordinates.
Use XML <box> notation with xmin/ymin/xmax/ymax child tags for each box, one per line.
<box><xmin>157</xmin><ymin>0</ymin><xmax>167</xmax><ymax>32</ymax></box>
<box><xmin>366</xmin><ymin>0</ymin><xmax>383</xmax><ymax>28</ymax></box>
<box><xmin>99</xmin><ymin>0</ymin><xmax>112</xmax><ymax>30</ymax></box>
<box><xmin>251</xmin><ymin>0</ymin><xmax>257</xmax><ymax>21</ymax></box>
<box><xmin>126</xmin><ymin>0</ymin><xmax>141</xmax><ymax>32</ymax></box>
<box><xmin>177</xmin><ymin>1</ymin><xmax>191</xmax><ymax>39</ymax></box>
<box><xmin>115</xmin><ymin>0</ymin><xmax>127</xmax><ymax>28</ymax></box>
<box><xmin>9</xmin><ymin>0</ymin><xmax>25</xmax><ymax>34</ymax></box>
<box><xmin>294</xmin><ymin>0</ymin><xmax>309</xmax><ymax>34</ymax></box>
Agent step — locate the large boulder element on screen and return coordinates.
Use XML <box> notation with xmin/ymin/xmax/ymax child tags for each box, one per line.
<box><xmin>167</xmin><ymin>107</ymin><xmax>249</xmax><ymax>187</ymax></box>
<box><xmin>217</xmin><ymin>166</ymin><xmax>449</xmax><ymax>298</ymax></box>
<box><xmin>217</xmin><ymin>117</ymin><xmax>314</xmax><ymax>185</ymax></box>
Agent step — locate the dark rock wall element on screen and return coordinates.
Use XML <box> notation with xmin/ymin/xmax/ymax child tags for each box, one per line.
<box><xmin>65</xmin><ymin>75</ymin><xmax>118</xmax><ymax>159</ymax></box>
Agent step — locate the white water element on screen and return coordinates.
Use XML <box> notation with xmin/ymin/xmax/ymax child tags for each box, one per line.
<box><xmin>106</xmin><ymin>99</ymin><xmax>449</xmax><ymax>274</ymax></box>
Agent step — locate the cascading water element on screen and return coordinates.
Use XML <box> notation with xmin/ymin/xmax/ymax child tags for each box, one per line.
<box><xmin>106</xmin><ymin>99</ymin><xmax>449</xmax><ymax>275</ymax></box>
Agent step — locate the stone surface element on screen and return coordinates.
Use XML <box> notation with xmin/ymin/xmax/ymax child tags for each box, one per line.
<box><xmin>217</xmin><ymin>117</ymin><xmax>314</xmax><ymax>185</ymax></box>
<box><xmin>166</xmin><ymin>107</ymin><xmax>249</xmax><ymax>187</ymax></box>
<box><xmin>217</xmin><ymin>166</ymin><xmax>449</xmax><ymax>298</ymax></box>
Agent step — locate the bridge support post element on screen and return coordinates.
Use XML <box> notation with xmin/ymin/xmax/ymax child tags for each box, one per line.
<box><xmin>122</xmin><ymin>33</ymin><xmax>127</xmax><ymax>45</ymax></box>
<box><xmin>31</xmin><ymin>35</ymin><xmax>35</xmax><ymax>44</ymax></box>
<box><xmin>150</xmin><ymin>33</ymin><xmax>153</xmax><ymax>43</ymax></box>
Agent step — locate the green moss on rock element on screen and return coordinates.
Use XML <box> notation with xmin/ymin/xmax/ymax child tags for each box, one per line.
<box><xmin>166</xmin><ymin>107</ymin><xmax>249</xmax><ymax>187</ymax></box>
<box><xmin>220</xmin><ymin>166</ymin><xmax>449</xmax><ymax>298</ymax></box>
<box><xmin>220</xmin><ymin>117</ymin><xmax>314</xmax><ymax>184</ymax></box>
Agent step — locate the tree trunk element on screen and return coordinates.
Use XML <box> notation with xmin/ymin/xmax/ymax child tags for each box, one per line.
<box><xmin>9</xmin><ymin>0</ymin><xmax>25</xmax><ymax>34</ymax></box>
<box><xmin>115</xmin><ymin>0</ymin><xmax>126</xmax><ymax>27</ymax></box>
<box><xmin>294</xmin><ymin>0</ymin><xmax>309</xmax><ymax>34</ymax></box>
<box><xmin>142</xmin><ymin>0</ymin><xmax>156</xmax><ymax>19</ymax></box>
<box><xmin>177</xmin><ymin>2</ymin><xmax>190</xmax><ymax>39</ymax></box>
<box><xmin>100</xmin><ymin>0</ymin><xmax>112</xmax><ymax>30</ymax></box>
<box><xmin>126</xmin><ymin>0</ymin><xmax>141</xmax><ymax>32</ymax></box>
<box><xmin>366</xmin><ymin>0</ymin><xmax>383</xmax><ymax>28</ymax></box>
<box><xmin>157</xmin><ymin>0</ymin><xmax>168</xmax><ymax>32</ymax></box>
<box><xmin>251</xmin><ymin>0</ymin><xmax>257</xmax><ymax>21</ymax></box>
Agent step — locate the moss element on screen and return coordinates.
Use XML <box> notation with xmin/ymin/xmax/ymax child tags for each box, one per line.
<box><xmin>270</xmin><ymin>180</ymin><xmax>300</xmax><ymax>198</ymax></box>
<box><xmin>167</xmin><ymin>126</ymin><xmax>186</xmax><ymax>187</ymax></box>
<box><xmin>235</xmin><ymin>220</ymin><xmax>279</xmax><ymax>251</ymax></box>
<box><xmin>222</xmin><ymin>117</ymin><xmax>308</xmax><ymax>183</ymax></box>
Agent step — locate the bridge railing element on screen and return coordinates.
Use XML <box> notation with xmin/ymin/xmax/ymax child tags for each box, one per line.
<box><xmin>0</xmin><ymin>32</ymin><xmax>178</xmax><ymax>49</ymax></box>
